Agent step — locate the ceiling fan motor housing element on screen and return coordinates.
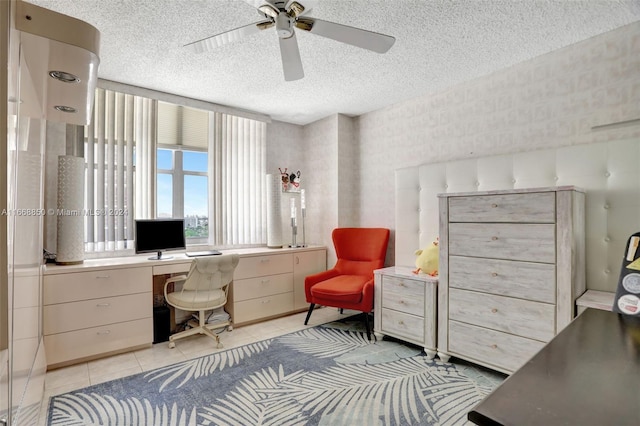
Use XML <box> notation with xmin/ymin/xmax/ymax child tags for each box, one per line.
<box><xmin>276</xmin><ymin>12</ymin><xmax>294</xmax><ymax>38</ymax></box>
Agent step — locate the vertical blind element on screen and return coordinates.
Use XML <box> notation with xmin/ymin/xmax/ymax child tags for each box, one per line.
<box><xmin>85</xmin><ymin>88</ymin><xmax>156</xmax><ymax>253</ymax></box>
<box><xmin>84</xmin><ymin>88</ymin><xmax>267</xmax><ymax>253</ymax></box>
<box><xmin>209</xmin><ymin>112</ymin><xmax>267</xmax><ymax>246</ymax></box>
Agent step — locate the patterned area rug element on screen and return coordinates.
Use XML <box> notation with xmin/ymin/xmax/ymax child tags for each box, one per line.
<box><xmin>47</xmin><ymin>317</ymin><xmax>505</xmax><ymax>425</ymax></box>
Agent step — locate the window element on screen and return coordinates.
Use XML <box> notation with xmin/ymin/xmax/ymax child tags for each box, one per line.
<box><xmin>84</xmin><ymin>88</ymin><xmax>267</xmax><ymax>254</ymax></box>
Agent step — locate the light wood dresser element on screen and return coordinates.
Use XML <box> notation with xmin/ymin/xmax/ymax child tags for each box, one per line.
<box><xmin>373</xmin><ymin>266</ymin><xmax>438</xmax><ymax>358</ymax></box>
<box><xmin>437</xmin><ymin>186</ymin><xmax>585</xmax><ymax>374</ymax></box>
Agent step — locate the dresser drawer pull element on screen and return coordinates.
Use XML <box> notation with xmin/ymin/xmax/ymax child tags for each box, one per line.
<box><xmin>491</xmin><ymin>272</ymin><xmax>498</xmax><ymax>277</ymax></box>
<box><xmin>399</xmin><ymin>300</ymin><xmax>405</xmax><ymax>304</ymax></box>
<box><xmin>490</xmin><ymin>344</ymin><xmax>498</xmax><ymax>349</ymax></box>
<box><xmin>261</xmin><ymin>280</ymin><xmax>270</xmax><ymax>284</ymax></box>
<box><xmin>95</xmin><ymin>275</ymin><xmax>111</xmax><ymax>279</ymax></box>
<box><xmin>96</xmin><ymin>303</ymin><xmax>111</xmax><ymax>308</ymax></box>
<box><xmin>491</xmin><ymin>308</ymin><xmax>498</xmax><ymax>313</ymax></box>
<box><xmin>491</xmin><ymin>204</ymin><xmax>498</xmax><ymax>208</ymax></box>
<box><xmin>397</xmin><ymin>320</ymin><xmax>404</xmax><ymax>325</ymax></box>
<box><xmin>261</xmin><ymin>299</ymin><xmax>271</xmax><ymax>304</ymax></box>
<box><xmin>96</xmin><ymin>330</ymin><xmax>111</xmax><ymax>335</ymax></box>
<box><xmin>260</xmin><ymin>259</ymin><xmax>270</xmax><ymax>263</ymax></box>
<box><xmin>491</xmin><ymin>236</ymin><xmax>498</xmax><ymax>241</ymax></box>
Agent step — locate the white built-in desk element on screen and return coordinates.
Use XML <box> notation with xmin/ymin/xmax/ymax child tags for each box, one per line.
<box><xmin>43</xmin><ymin>246</ymin><xmax>326</xmax><ymax>369</ymax></box>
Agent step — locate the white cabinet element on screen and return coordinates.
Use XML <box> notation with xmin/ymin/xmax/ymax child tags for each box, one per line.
<box><xmin>228</xmin><ymin>247</ymin><xmax>327</xmax><ymax>325</ymax></box>
<box><xmin>373</xmin><ymin>266</ymin><xmax>438</xmax><ymax>358</ymax></box>
<box><xmin>43</xmin><ymin>266</ymin><xmax>153</xmax><ymax>369</ymax></box>
<box><xmin>438</xmin><ymin>187</ymin><xmax>585</xmax><ymax>374</ymax></box>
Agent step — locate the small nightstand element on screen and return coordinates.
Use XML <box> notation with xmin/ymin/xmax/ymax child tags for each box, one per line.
<box><xmin>373</xmin><ymin>266</ymin><xmax>438</xmax><ymax>359</ymax></box>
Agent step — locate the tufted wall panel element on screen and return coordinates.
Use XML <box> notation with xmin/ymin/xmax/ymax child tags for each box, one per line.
<box><xmin>395</xmin><ymin>138</ymin><xmax>640</xmax><ymax>292</ymax></box>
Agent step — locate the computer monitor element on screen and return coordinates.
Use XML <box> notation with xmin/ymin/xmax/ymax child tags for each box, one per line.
<box><xmin>134</xmin><ymin>219</ymin><xmax>186</xmax><ymax>260</ymax></box>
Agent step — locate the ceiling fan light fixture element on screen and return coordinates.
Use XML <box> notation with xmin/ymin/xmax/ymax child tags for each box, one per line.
<box><xmin>288</xmin><ymin>1</ymin><xmax>304</xmax><ymax>18</ymax></box>
<box><xmin>256</xmin><ymin>21</ymin><xmax>275</xmax><ymax>30</ymax></box>
<box><xmin>294</xmin><ymin>17</ymin><xmax>313</xmax><ymax>32</ymax></box>
<box><xmin>258</xmin><ymin>4</ymin><xmax>279</xmax><ymax>19</ymax></box>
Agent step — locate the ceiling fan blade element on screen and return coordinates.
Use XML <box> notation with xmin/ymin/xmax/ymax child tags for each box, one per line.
<box><xmin>278</xmin><ymin>32</ymin><xmax>304</xmax><ymax>81</ymax></box>
<box><xmin>185</xmin><ymin>20</ymin><xmax>273</xmax><ymax>53</ymax></box>
<box><xmin>295</xmin><ymin>17</ymin><xmax>395</xmax><ymax>53</ymax></box>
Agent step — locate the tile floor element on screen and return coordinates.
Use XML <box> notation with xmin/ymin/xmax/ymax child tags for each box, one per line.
<box><xmin>38</xmin><ymin>307</ymin><xmax>351</xmax><ymax>425</ymax></box>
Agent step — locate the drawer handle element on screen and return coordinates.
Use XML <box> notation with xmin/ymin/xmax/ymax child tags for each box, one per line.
<box><xmin>261</xmin><ymin>299</ymin><xmax>271</xmax><ymax>304</ymax></box>
<box><xmin>491</xmin><ymin>272</ymin><xmax>498</xmax><ymax>277</ymax></box>
<box><xmin>491</xmin><ymin>308</ymin><xmax>498</xmax><ymax>313</ymax></box>
<box><xmin>491</xmin><ymin>236</ymin><xmax>498</xmax><ymax>241</ymax></box>
<box><xmin>491</xmin><ymin>204</ymin><xmax>498</xmax><ymax>208</ymax></box>
<box><xmin>96</xmin><ymin>303</ymin><xmax>111</xmax><ymax>308</ymax></box>
<box><xmin>399</xmin><ymin>300</ymin><xmax>405</xmax><ymax>304</ymax></box>
<box><xmin>97</xmin><ymin>330</ymin><xmax>111</xmax><ymax>335</ymax></box>
<box><xmin>260</xmin><ymin>259</ymin><xmax>271</xmax><ymax>263</ymax></box>
<box><xmin>261</xmin><ymin>280</ymin><xmax>270</xmax><ymax>284</ymax></box>
<box><xmin>398</xmin><ymin>320</ymin><xmax>404</xmax><ymax>325</ymax></box>
<box><xmin>95</xmin><ymin>275</ymin><xmax>111</xmax><ymax>279</ymax></box>
<box><xmin>490</xmin><ymin>344</ymin><xmax>498</xmax><ymax>349</ymax></box>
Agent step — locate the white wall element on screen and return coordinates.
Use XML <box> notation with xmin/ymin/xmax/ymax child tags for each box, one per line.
<box><xmin>268</xmin><ymin>22</ymin><xmax>640</xmax><ymax>269</ymax></box>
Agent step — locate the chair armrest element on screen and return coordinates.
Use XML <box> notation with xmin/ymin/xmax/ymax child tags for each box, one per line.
<box><xmin>164</xmin><ymin>274</ymin><xmax>187</xmax><ymax>299</ymax></box>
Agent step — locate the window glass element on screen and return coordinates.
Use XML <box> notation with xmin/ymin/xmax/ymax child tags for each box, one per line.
<box><xmin>156</xmin><ymin>173</ymin><xmax>173</xmax><ymax>217</ymax></box>
<box><xmin>184</xmin><ymin>175</ymin><xmax>208</xmax><ymax>238</ymax></box>
<box><xmin>157</xmin><ymin>149</ymin><xmax>173</xmax><ymax>170</ymax></box>
<box><xmin>183</xmin><ymin>150</ymin><xmax>207</xmax><ymax>172</ymax></box>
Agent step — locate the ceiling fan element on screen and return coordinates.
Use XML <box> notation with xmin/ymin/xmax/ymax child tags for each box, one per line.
<box><xmin>185</xmin><ymin>0</ymin><xmax>396</xmax><ymax>81</ymax></box>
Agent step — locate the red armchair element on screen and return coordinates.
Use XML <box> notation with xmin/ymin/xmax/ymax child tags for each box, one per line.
<box><xmin>304</xmin><ymin>227</ymin><xmax>390</xmax><ymax>339</ymax></box>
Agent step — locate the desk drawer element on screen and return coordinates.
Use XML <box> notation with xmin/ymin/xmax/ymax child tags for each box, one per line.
<box><xmin>449</xmin><ymin>320</ymin><xmax>545</xmax><ymax>373</ymax></box>
<box><xmin>44</xmin><ymin>292</ymin><xmax>152</xmax><ymax>335</ymax></box>
<box><xmin>448</xmin><ymin>192</ymin><xmax>555</xmax><ymax>223</ymax></box>
<box><xmin>234</xmin><ymin>254</ymin><xmax>292</xmax><ymax>280</ymax></box>
<box><xmin>449</xmin><ymin>256</ymin><xmax>556</xmax><ymax>303</ymax></box>
<box><xmin>449</xmin><ymin>223</ymin><xmax>555</xmax><ymax>263</ymax></box>
<box><xmin>233</xmin><ymin>273</ymin><xmax>293</xmax><ymax>302</ymax></box>
<box><xmin>381</xmin><ymin>276</ymin><xmax>424</xmax><ymax>316</ymax></box>
<box><xmin>45</xmin><ymin>318</ymin><xmax>152</xmax><ymax>368</ymax></box>
<box><xmin>449</xmin><ymin>288</ymin><xmax>555</xmax><ymax>341</ymax></box>
<box><xmin>381</xmin><ymin>308</ymin><xmax>424</xmax><ymax>343</ymax></box>
<box><xmin>233</xmin><ymin>292</ymin><xmax>293</xmax><ymax>324</ymax></box>
<box><xmin>44</xmin><ymin>267</ymin><xmax>152</xmax><ymax>304</ymax></box>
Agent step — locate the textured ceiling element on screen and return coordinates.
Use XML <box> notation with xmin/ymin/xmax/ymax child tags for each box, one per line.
<box><xmin>27</xmin><ymin>0</ymin><xmax>640</xmax><ymax>125</ymax></box>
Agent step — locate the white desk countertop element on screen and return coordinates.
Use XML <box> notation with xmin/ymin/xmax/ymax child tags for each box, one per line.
<box><xmin>44</xmin><ymin>245</ymin><xmax>326</xmax><ymax>274</ymax></box>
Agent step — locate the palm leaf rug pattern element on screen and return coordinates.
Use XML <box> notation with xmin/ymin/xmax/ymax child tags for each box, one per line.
<box><xmin>48</xmin><ymin>318</ymin><xmax>505</xmax><ymax>425</ymax></box>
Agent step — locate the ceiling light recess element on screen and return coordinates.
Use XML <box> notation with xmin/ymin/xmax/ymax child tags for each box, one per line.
<box><xmin>49</xmin><ymin>70</ymin><xmax>81</xmax><ymax>83</ymax></box>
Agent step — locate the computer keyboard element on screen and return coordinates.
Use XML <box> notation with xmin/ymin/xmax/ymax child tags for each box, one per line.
<box><xmin>185</xmin><ymin>250</ymin><xmax>222</xmax><ymax>257</ymax></box>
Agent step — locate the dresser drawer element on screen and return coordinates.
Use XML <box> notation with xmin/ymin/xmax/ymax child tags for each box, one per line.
<box><xmin>381</xmin><ymin>275</ymin><xmax>424</xmax><ymax>316</ymax></box>
<box><xmin>449</xmin><ymin>256</ymin><xmax>556</xmax><ymax>303</ymax></box>
<box><xmin>233</xmin><ymin>292</ymin><xmax>294</xmax><ymax>324</ymax></box>
<box><xmin>233</xmin><ymin>273</ymin><xmax>293</xmax><ymax>302</ymax></box>
<box><xmin>381</xmin><ymin>308</ymin><xmax>424</xmax><ymax>343</ymax></box>
<box><xmin>43</xmin><ymin>292</ymin><xmax>152</xmax><ymax>335</ymax></box>
<box><xmin>448</xmin><ymin>320</ymin><xmax>546</xmax><ymax>373</ymax></box>
<box><xmin>44</xmin><ymin>267</ymin><xmax>152</xmax><ymax>304</ymax></box>
<box><xmin>44</xmin><ymin>318</ymin><xmax>152</xmax><ymax>367</ymax></box>
<box><xmin>234</xmin><ymin>254</ymin><xmax>292</xmax><ymax>280</ymax></box>
<box><xmin>449</xmin><ymin>288</ymin><xmax>555</xmax><ymax>341</ymax></box>
<box><xmin>448</xmin><ymin>192</ymin><xmax>555</xmax><ymax>223</ymax></box>
<box><xmin>449</xmin><ymin>223</ymin><xmax>556</xmax><ymax>263</ymax></box>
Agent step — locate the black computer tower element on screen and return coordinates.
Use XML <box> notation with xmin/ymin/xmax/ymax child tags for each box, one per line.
<box><xmin>153</xmin><ymin>305</ymin><xmax>171</xmax><ymax>343</ymax></box>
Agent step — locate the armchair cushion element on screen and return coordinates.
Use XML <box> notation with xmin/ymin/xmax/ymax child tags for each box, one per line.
<box><xmin>309</xmin><ymin>275</ymin><xmax>370</xmax><ymax>304</ymax></box>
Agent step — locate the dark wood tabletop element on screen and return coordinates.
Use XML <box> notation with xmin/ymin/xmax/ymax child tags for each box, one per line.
<box><xmin>468</xmin><ymin>308</ymin><xmax>640</xmax><ymax>426</ymax></box>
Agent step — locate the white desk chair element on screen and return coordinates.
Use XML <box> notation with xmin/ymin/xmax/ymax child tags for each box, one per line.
<box><xmin>163</xmin><ymin>253</ymin><xmax>239</xmax><ymax>349</ymax></box>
